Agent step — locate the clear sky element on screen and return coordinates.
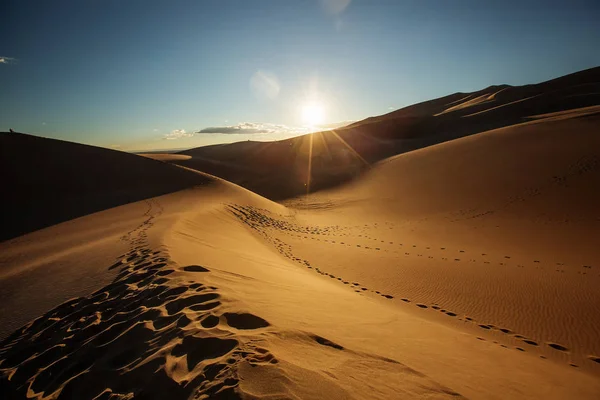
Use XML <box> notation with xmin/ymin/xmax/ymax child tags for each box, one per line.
<box><xmin>1</xmin><ymin>0</ymin><xmax>599</xmax><ymax>151</ymax></box>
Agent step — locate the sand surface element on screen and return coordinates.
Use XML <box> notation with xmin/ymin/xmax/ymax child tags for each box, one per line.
<box><xmin>138</xmin><ymin>153</ymin><xmax>192</xmax><ymax>162</ymax></box>
<box><xmin>0</xmin><ymin>133</ymin><xmax>208</xmax><ymax>242</ymax></box>
<box><xmin>2</xmin><ymin>162</ymin><xmax>599</xmax><ymax>399</ymax></box>
<box><xmin>172</xmin><ymin>67</ymin><xmax>600</xmax><ymax>200</ymax></box>
<box><xmin>1</xmin><ymin>71</ymin><xmax>600</xmax><ymax>399</ymax></box>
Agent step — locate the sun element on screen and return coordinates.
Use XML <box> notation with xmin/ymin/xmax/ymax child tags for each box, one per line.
<box><xmin>301</xmin><ymin>101</ymin><xmax>325</xmax><ymax>126</ymax></box>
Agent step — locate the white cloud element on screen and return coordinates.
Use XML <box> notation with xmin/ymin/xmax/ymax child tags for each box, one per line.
<box><xmin>0</xmin><ymin>56</ymin><xmax>17</xmax><ymax>65</ymax></box>
<box><xmin>196</xmin><ymin>122</ymin><xmax>307</xmax><ymax>135</ymax></box>
<box><xmin>195</xmin><ymin>121</ymin><xmax>355</xmax><ymax>136</ymax></box>
<box><xmin>164</xmin><ymin>129</ymin><xmax>193</xmax><ymax>140</ymax></box>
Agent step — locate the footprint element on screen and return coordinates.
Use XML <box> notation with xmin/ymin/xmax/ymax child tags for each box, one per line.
<box><xmin>445</xmin><ymin>312</ymin><xmax>457</xmax><ymax>317</ymax></box>
<box><xmin>200</xmin><ymin>315</ymin><xmax>220</xmax><ymax>328</ymax></box>
<box><xmin>478</xmin><ymin>324</ymin><xmax>491</xmax><ymax>330</ymax></box>
<box><xmin>182</xmin><ymin>265</ymin><xmax>210</xmax><ymax>272</ymax></box>
<box><xmin>172</xmin><ymin>336</ymin><xmax>238</xmax><ymax>370</ymax></box>
<box><xmin>416</xmin><ymin>304</ymin><xmax>428</xmax><ymax>309</ymax></box>
<box><xmin>311</xmin><ymin>335</ymin><xmax>344</xmax><ymax>350</ymax></box>
<box><xmin>165</xmin><ymin>293</ymin><xmax>220</xmax><ymax>315</ymax></box>
<box><xmin>588</xmin><ymin>355</ymin><xmax>600</xmax><ymax>364</ymax></box>
<box><xmin>223</xmin><ymin>312</ymin><xmax>270</xmax><ymax>330</ymax></box>
<box><xmin>547</xmin><ymin>342</ymin><xmax>569</xmax><ymax>352</ymax></box>
<box><xmin>522</xmin><ymin>339</ymin><xmax>538</xmax><ymax>346</ymax></box>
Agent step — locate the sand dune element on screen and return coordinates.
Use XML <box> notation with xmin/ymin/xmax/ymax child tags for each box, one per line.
<box><xmin>172</xmin><ymin>66</ymin><xmax>600</xmax><ymax>200</ymax></box>
<box><xmin>2</xmin><ymin>68</ymin><xmax>600</xmax><ymax>399</ymax></box>
<box><xmin>0</xmin><ymin>180</ymin><xmax>471</xmax><ymax>399</ymax></box>
<box><xmin>138</xmin><ymin>153</ymin><xmax>192</xmax><ymax>162</ymax></box>
<box><xmin>2</xmin><ymin>167</ymin><xmax>599</xmax><ymax>399</ymax></box>
<box><xmin>280</xmin><ymin>111</ymin><xmax>600</xmax><ymax>363</ymax></box>
<box><xmin>0</xmin><ymin>132</ymin><xmax>210</xmax><ymax>242</ymax></box>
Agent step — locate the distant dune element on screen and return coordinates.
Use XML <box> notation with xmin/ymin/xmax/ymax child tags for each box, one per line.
<box><xmin>0</xmin><ymin>133</ymin><xmax>211</xmax><ymax>242</ymax></box>
<box><xmin>137</xmin><ymin>153</ymin><xmax>192</xmax><ymax>162</ymax></box>
<box><xmin>1</xmin><ymin>68</ymin><xmax>600</xmax><ymax>399</ymax></box>
<box><xmin>173</xmin><ymin>66</ymin><xmax>600</xmax><ymax>200</ymax></box>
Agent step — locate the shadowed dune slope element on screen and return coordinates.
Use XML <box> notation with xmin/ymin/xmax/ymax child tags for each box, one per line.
<box><xmin>174</xmin><ymin>66</ymin><xmax>600</xmax><ymax>200</ymax></box>
<box><xmin>3</xmin><ymin>165</ymin><xmax>599</xmax><ymax>399</ymax></box>
<box><xmin>2</xmin><ymin>113</ymin><xmax>600</xmax><ymax>398</ymax></box>
<box><xmin>0</xmin><ymin>132</ymin><xmax>212</xmax><ymax>242</ymax></box>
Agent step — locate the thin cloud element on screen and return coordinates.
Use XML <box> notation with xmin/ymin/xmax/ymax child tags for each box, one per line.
<box><xmin>164</xmin><ymin>129</ymin><xmax>193</xmax><ymax>140</ymax></box>
<box><xmin>0</xmin><ymin>56</ymin><xmax>17</xmax><ymax>65</ymax></box>
<box><xmin>196</xmin><ymin>122</ymin><xmax>306</xmax><ymax>135</ymax></box>
<box><xmin>195</xmin><ymin>121</ymin><xmax>354</xmax><ymax>136</ymax></box>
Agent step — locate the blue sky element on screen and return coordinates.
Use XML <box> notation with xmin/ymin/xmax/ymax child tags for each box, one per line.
<box><xmin>1</xmin><ymin>0</ymin><xmax>599</xmax><ymax>151</ymax></box>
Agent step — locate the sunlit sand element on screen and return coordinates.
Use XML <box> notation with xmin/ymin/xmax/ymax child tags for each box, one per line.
<box><xmin>1</xmin><ymin>67</ymin><xmax>599</xmax><ymax>399</ymax></box>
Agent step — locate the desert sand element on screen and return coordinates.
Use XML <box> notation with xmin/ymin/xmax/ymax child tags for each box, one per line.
<box><xmin>1</xmin><ymin>68</ymin><xmax>600</xmax><ymax>399</ymax></box>
<box><xmin>172</xmin><ymin>67</ymin><xmax>600</xmax><ymax>200</ymax></box>
<box><xmin>138</xmin><ymin>154</ymin><xmax>192</xmax><ymax>162</ymax></box>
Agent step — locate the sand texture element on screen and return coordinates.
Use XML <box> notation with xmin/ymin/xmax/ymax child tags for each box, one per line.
<box><xmin>172</xmin><ymin>66</ymin><xmax>600</xmax><ymax>200</ymax></box>
<box><xmin>1</xmin><ymin>68</ymin><xmax>600</xmax><ymax>399</ymax></box>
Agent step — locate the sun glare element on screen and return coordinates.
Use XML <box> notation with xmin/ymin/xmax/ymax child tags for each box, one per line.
<box><xmin>301</xmin><ymin>102</ymin><xmax>325</xmax><ymax>126</ymax></box>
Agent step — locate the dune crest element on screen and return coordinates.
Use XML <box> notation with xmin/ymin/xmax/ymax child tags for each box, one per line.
<box><xmin>2</xmin><ymin>68</ymin><xmax>600</xmax><ymax>399</ymax></box>
<box><xmin>0</xmin><ymin>132</ymin><xmax>211</xmax><ymax>242</ymax></box>
<box><xmin>171</xmin><ymin>67</ymin><xmax>600</xmax><ymax>200</ymax></box>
